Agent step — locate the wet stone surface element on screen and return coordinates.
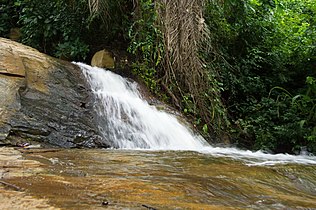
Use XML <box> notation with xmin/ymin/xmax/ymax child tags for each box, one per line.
<box><xmin>0</xmin><ymin>38</ymin><xmax>104</xmax><ymax>148</ymax></box>
<box><xmin>1</xmin><ymin>147</ymin><xmax>316</xmax><ymax>209</ymax></box>
<box><xmin>0</xmin><ymin>147</ymin><xmax>59</xmax><ymax>209</ymax></box>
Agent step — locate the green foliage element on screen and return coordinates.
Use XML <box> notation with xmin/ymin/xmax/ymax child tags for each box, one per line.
<box><xmin>54</xmin><ymin>38</ymin><xmax>89</xmax><ymax>60</ymax></box>
<box><xmin>0</xmin><ymin>0</ymin><xmax>92</xmax><ymax>60</ymax></box>
<box><xmin>182</xmin><ymin>95</ymin><xmax>196</xmax><ymax>115</ymax></box>
<box><xmin>0</xmin><ymin>0</ymin><xmax>21</xmax><ymax>36</ymax></box>
<box><xmin>18</xmin><ymin>0</ymin><xmax>90</xmax><ymax>60</ymax></box>
<box><xmin>131</xmin><ymin>62</ymin><xmax>158</xmax><ymax>93</ymax></box>
<box><xmin>202</xmin><ymin>124</ymin><xmax>209</xmax><ymax>135</ymax></box>
<box><xmin>128</xmin><ymin>0</ymin><xmax>163</xmax><ymax>66</ymax></box>
<box><xmin>128</xmin><ymin>0</ymin><xmax>164</xmax><ymax>93</ymax></box>
<box><xmin>237</xmin><ymin>76</ymin><xmax>316</xmax><ymax>153</ymax></box>
<box><xmin>1</xmin><ymin>0</ymin><xmax>133</xmax><ymax>61</ymax></box>
<box><xmin>209</xmin><ymin>0</ymin><xmax>316</xmax><ymax>153</ymax></box>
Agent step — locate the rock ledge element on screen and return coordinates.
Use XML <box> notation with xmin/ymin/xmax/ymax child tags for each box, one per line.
<box><xmin>0</xmin><ymin>38</ymin><xmax>105</xmax><ymax>148</ymax></box>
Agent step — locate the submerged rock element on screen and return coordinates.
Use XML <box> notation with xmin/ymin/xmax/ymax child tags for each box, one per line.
<box><xmin>0</xmin><ymin>38</ymin><xmax>105</xmax><ymax>148</ymax></box>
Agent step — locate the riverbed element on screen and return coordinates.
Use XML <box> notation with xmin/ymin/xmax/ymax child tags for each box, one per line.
<box><xmin>1</xmin><ymin>147</ymin><xmax>316</xmax><ymax>209</ymax></box>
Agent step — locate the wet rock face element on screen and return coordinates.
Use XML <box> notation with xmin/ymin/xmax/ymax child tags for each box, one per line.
<box><xmin>0</xmin><ymin>38</ymin><xmax>106</xmax><ymax>148</ymax></box>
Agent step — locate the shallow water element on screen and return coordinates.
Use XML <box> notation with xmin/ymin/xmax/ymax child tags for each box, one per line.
<box><xmin>6</xmin><ymin>149</ymin><xmax>316</xmax><ymax>209</ymax></box>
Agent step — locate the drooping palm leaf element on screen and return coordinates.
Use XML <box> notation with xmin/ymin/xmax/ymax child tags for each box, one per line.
<box><xmin>88</xmin><ymin>0</ymin><xmax>110</xmax><ymax>23</ymax></box>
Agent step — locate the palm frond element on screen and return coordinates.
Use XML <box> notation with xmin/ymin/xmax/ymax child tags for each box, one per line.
<box><xmin>88</xmin><ymin>0</ymin><xmax>110</xmax><ymax>23</ymax></box>
<box><xmin>156</xmin><ymin>0</ymin><xmax>226</xmax><ymax>129</ymax></box>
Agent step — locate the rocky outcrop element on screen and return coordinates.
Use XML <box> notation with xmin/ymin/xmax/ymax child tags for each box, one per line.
<box><xmin>0</xmin><ymin>38</ymin><xmax>106</xmax><ymax>148</ymax></box>
<box><xmin>8</xmin><ymin>28</ymin><xmax>22</xmax><ymax>42</ymax></box>
<box><xmin>91</xmin><ymin>49</ymin><xmax>115</xmax><ymax>69</ymax></box>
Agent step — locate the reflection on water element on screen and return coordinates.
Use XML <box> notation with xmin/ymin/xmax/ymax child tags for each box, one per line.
<box><xmin>7</xmin><ymin>149</ymin><xmax>316</xmax><ymax>209</ymax></box>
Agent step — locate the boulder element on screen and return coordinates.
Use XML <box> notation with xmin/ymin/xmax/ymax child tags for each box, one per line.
<box><xmin>91</xmin><ymin>49</ymin><xmax>115</xmax><ymax>69</ymax></box>
<box><xmin>8</xmin><ymin>28</ymin><xmax>21</xmax><ymax>41</ymax></box>
<box><xmin>0</xmin><ymin>38</ymin><xmax>106</xmax><ymax>148</ymax></box>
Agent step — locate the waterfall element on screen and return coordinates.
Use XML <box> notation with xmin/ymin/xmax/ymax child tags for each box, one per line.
<box><xmin>76</xmin><ymin>62</ymin><xmax>316</xmax><ymax>166</ymax></box>
<box><xmin>77</xmin><ymin>63</ymin><xmax>208</xmax><ymax>150</ymax></box>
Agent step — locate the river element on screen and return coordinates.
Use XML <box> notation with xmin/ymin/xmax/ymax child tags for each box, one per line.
<box><xmin>3</xmin><ymin>148</ymin><xmax>315</xmax><ymax>209</ymax></box>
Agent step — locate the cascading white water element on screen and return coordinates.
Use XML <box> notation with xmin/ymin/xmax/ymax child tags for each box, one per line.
<box><xmin>78</xmin><ymin>62</ymin><xmax>208</xmax><ymax>150</ymax></box>
<box><xmin>76</xmin><ymin>62</ymin><xmax>316</xmax><ymax>166</ymax></box>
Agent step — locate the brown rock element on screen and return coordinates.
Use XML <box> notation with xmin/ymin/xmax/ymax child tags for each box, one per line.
<box><xmin>91</xmin><ymin>49</ymin><xmax>115</xmax><ymax>69</ymax></box>
<box><xmin>8</xmin><ymin>28</ymin><xmax>21</xmax><ymax>41</ymax></box>
<box><xmin>0</xmin><ymin>147</ymin><xmax>58</xmax><ymax>210</ymax></box>
<box><xmin>0</xmin><ymin>76</ymin><xmax>24</xmax><ymax>140</ymax></box>
<box><xmin>0</xmin><ymin>38</ymin><xmax>105</xmax><ymax>148</ymax></box>
<box><xmin>0</xmin><ymin>46</ymin><xmax>25</xmax><ymax>77</ymax></box>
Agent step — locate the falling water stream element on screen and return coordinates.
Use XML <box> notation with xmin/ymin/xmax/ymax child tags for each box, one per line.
<box><xmin>2</xmin><ymin>63</ymin><xmax>316</xmax><ymax>209</ymax></box>
<box><xmin>79</xmin><ymin>63</ymin><xmax>207</xmax><ymax>150</ymax></box>
<box><xmin>78</xmin><ymin>62</ymin><xmax>316</xmax><ymax>166</ymax></box>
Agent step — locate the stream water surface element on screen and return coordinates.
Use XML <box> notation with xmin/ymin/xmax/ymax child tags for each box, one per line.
<box><xmin>6</xmin><ymin>149</ymin><xmax>316</xmax><ymax>209</ymax></box>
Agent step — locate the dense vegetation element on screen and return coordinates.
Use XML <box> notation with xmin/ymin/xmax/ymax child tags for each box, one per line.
<box><xmin>1</xmin><ymin>0</ymin><xmax>315</xmax><ymax>154</ymax></box>
<box><xmin>0</xmin><ymin>0</ymin><xmax>131</xmax><ymax>60</ymax></box>
<box><xmin>212</xmin><ymin>0</ymin><xmax>316</xmax><ymax>153</ymax></box>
